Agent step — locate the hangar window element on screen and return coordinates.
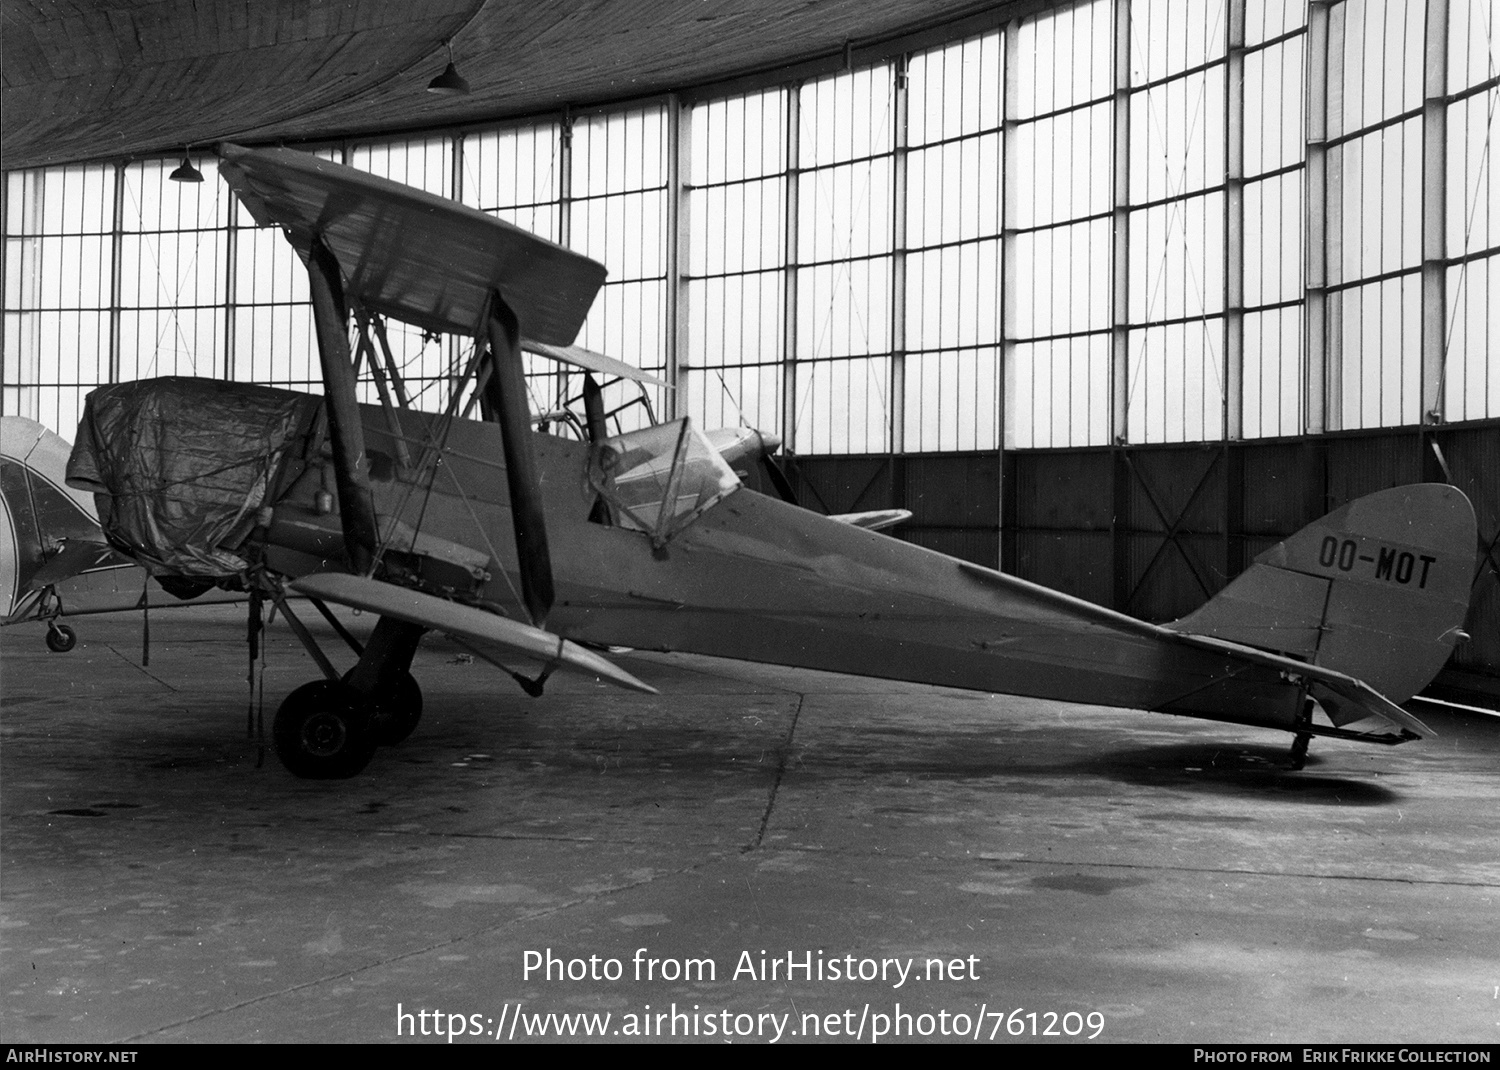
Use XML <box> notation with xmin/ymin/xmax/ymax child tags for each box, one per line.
<box><xmin>118</xmin><ymin>157</ymin><xmax>230</xmax><ymax>387</ymax></box>
<box><xmin>568</xmin><ymin>106</ymin><xmax>672</xmax><ymax>437</ymax></box>
<box><xmin>903</xmin><ymin>33</ymin><xmax>1007</xmax><ymax>453</ymax></box>
<box><xmin>1008</xmin><ymin>5</ymin><xmax>1113</xmax><ymax>448</ymax></box>
<box><xmin>686</xmin><ymin>89</ymin><xmax>788</xmax><ymax>443</ymax></box>
<box><xmin>791</xmin><ymin>64</ymin><xmax>898</xmax><ymax>455</ymax></box>
<box><xmin>3</xmin><ymin>164</ymin><xmax>115</xmax><ymax>436</ymax></box>
<box><xmin>2</xmin><ymin>0</ymin><xmax>1497</xmax><ymax>450</ymax></box>
<box><xmin>1442</xmin><ymin>0</ymin><xmax>1500</xmax><ymax>423</ymax></box>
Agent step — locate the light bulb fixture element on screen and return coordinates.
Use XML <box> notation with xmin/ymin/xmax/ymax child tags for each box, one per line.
<box><xmin>169</xmin><ymin>149</ymin><xmax>203</xmax><ymax>183</ymax></box>
<box><xmin>427</xmin><ymin>42</ymin><xmax>471</xmax><ymax>96</ymax></box>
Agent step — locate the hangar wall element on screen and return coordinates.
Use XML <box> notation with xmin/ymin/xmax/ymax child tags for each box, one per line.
<box><xmin>3</xmin><ymin>0</ymin><xmax>1498</xmax><ymax>684</ymax></box>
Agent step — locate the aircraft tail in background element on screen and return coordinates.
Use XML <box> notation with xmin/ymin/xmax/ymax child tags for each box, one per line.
<box><xmin>1</xmin><ymin>416</ymin><xmax>154</xmax><ymax>649</ymax></box>
<box><xmin>1</xmin><ymin>417</ymin><xmax>117</xmax><ymax>620</ymax></box>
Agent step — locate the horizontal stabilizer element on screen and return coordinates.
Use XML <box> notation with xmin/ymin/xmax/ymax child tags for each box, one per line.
<box><xmin>291</xmin><ymin>573</ymin><xmax>657</xmax><ymax>696</ymax></box>
<box><xmin>832</xmin><ymin>509</ymin><xmax>912</xmax><ymax>532</ymax></box>
<box><xmin>1167</xmin><ymin>630</ymin><xmax>1434</xmax><ymax>740</ymax></box>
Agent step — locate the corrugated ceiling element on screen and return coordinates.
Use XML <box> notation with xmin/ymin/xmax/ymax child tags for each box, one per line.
<box><xmin>2</xmin><ymin>0</ymin><xmax>1054</xmax><ymax>171</ymax></box>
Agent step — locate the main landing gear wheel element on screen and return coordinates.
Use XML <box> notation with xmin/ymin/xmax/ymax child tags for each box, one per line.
<box><xmin>367</xmin><ymin>671</ymin><xmax>423</xmax><ymax>746</ymax></box>
<box><xmin>273</xmin><ymin>680</ymin><xmax>377</xmax><ymax>779</ymax></box>
<box><xmin>45</xmin><ymin>624</ymin><xmax>77</xmax><ymax>652</ymax></box>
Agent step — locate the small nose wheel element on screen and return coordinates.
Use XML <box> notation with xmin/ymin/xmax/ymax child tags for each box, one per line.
<box><xmin>45</xmin><ymin>623</ymin><xmax>77</xmax><ymax>653</ymax></box>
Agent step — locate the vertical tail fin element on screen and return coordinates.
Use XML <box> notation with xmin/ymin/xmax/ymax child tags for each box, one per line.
<box><xmin>0</xmin><ymin>417</ymin><xmax>106</xmax><ymax>619</ymax></box>
<box><xmin>1167</xmin><ymin>484</ymin><xmax>1476</xmax><ymax>705</ymax></box>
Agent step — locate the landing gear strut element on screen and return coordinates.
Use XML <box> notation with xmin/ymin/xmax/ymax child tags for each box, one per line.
<box><xmin>1288</xmin><ymin>732</ymin><xmax>1312</xmax><ymax>771</ymax></box>
<box><xmin>368</xmin><ymin>669</ymin><xmax>423</xmax><ymax>746</ymax></box>
<box><xmin>1288</xmin><ymin>695</ymin><xmax>1314</xmax><ymax>771</ymax></box>
<box><xmin>272</xmin><ymin>606</ymin><xmax>426</xmax><ymax>778</ymax></box>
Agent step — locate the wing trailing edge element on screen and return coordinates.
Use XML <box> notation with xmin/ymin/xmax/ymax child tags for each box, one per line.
<box><xmin>290</xmin><ymin>572</ymin><xmax>657</xmax><ymax>696</ymax></box>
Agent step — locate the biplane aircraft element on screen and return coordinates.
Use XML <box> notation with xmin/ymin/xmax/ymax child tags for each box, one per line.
<box><xmin>39</xmin><ymin>144</ymin><xmax>1476</xmax><ymax>778</ymax></box>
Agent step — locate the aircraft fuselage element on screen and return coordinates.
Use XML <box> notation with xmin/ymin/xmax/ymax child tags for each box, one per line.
<box><xmin>258</xmin><ymin>401</ymin><xmax>1308</xmax><ymax>735</ymax></box>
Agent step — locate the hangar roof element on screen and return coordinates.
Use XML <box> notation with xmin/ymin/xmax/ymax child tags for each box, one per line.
<box><xmin>3</xmin><ymin>0</ymin><xmax>1053</xmax><ymax>171</ymax></box>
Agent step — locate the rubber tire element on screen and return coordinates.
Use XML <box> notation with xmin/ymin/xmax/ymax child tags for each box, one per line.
<box><xmin>45</xmin><ymin>625</ymin><xmax>77</xmax><ymax>653</ymax></box>
<box><xmin>273</xmin><ymin>680</ymin><xmax>377</xmax><ymax>779</ymax></box>
<box><xmin>368</xmin><ymin>671</ymin><xmax>423</xmax><ymax>746</ymax></box>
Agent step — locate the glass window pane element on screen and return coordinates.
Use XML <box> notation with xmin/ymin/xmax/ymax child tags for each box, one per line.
<box><xmin>800</xmin><ymin>66</ymin><xmax>895</xmax><ymax>168</ymax></box>
<box><xmin>1015</xmin><ymin>1</ymin><xmax>1111</xmax><ymax>119</ymax></box>
<box><xmin>1243</xmin><ymin>172</ymin><xmax>1304</xmax><ymax>307</ymax></box>
<box><xmin>908</xmin><ymin>33</ymin><xmax>1002</xmax><ymax>145</ymax></box>
<box><xmin>1331</xmin><ymin>275</ymin><xmax>1421</xmax><ymax>429</ymax></box>
<box><xmin>903</xmin><ymin>346</ymin><xmax>1000</xmax><ymax>452</ymax></box>
<box><xmin>791</xmin><ymin>356</ymin><xmax>890</xmax><ymax>454</ymax></box>
<box><xmin>1010</xmin><ymin>337</ymin><xmax>1110</xmax><ymax>448</ymax></box>
<box><xmin>1127</xmin><ymin>193</ymin><xmax>1226</xmax><ymax>323</ymax></box>
<box><xmin>1013</xmin><ymin>222</ymin><xmax>1110</xmax><ymax>339</ymax></box>
<box><xmin>1244</xmin><ymin>36</ymin><xmax>1305</xmax><ymax>177</ymax></box>
<box><xmin>796</xmin><ymin>260</ymin><xmax>891</xmax><ymax>360</ymax></box>
<box><xmin>1242</xmin><ymin>307</ymin><xmax>1303</xmax><ymax>438</ymax></box>
<box><xmin>1126</xmin><ymin>320</ymin><xmax>1227</xmax><ymax>443</ymax></box>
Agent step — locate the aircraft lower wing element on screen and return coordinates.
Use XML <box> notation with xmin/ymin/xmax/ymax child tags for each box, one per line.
<box><xmin>289</xmin><ymin>573</ymin><xmax>657</xmax><ymax>696</ymax></box>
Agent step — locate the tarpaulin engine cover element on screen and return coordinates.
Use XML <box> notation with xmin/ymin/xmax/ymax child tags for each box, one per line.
<box><xmin>66</xmin><ymin>377</ymin><xmax>317</xmax><ymax>579</ymax></box>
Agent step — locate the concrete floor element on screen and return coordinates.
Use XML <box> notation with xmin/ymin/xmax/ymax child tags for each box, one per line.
<box><xmin>2</xmin><ymin>605</ymin><xmax>1497</xmax><ymax>1045</ymax></box>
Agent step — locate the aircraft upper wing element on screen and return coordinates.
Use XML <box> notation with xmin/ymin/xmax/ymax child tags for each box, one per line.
<box><xmin>290</xmin><ymin>573</ymin><xmax>657</xmax><ymax>696</ymax></box>
<box><xmin>520</xmin><ymin>340</ymin><xmax>670</xmax><ymax>388</ymax></box>
<box><xmin>218</xmin><ymin>144</ymin><xmax>607</xmax><ymax>345</ymax></box>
